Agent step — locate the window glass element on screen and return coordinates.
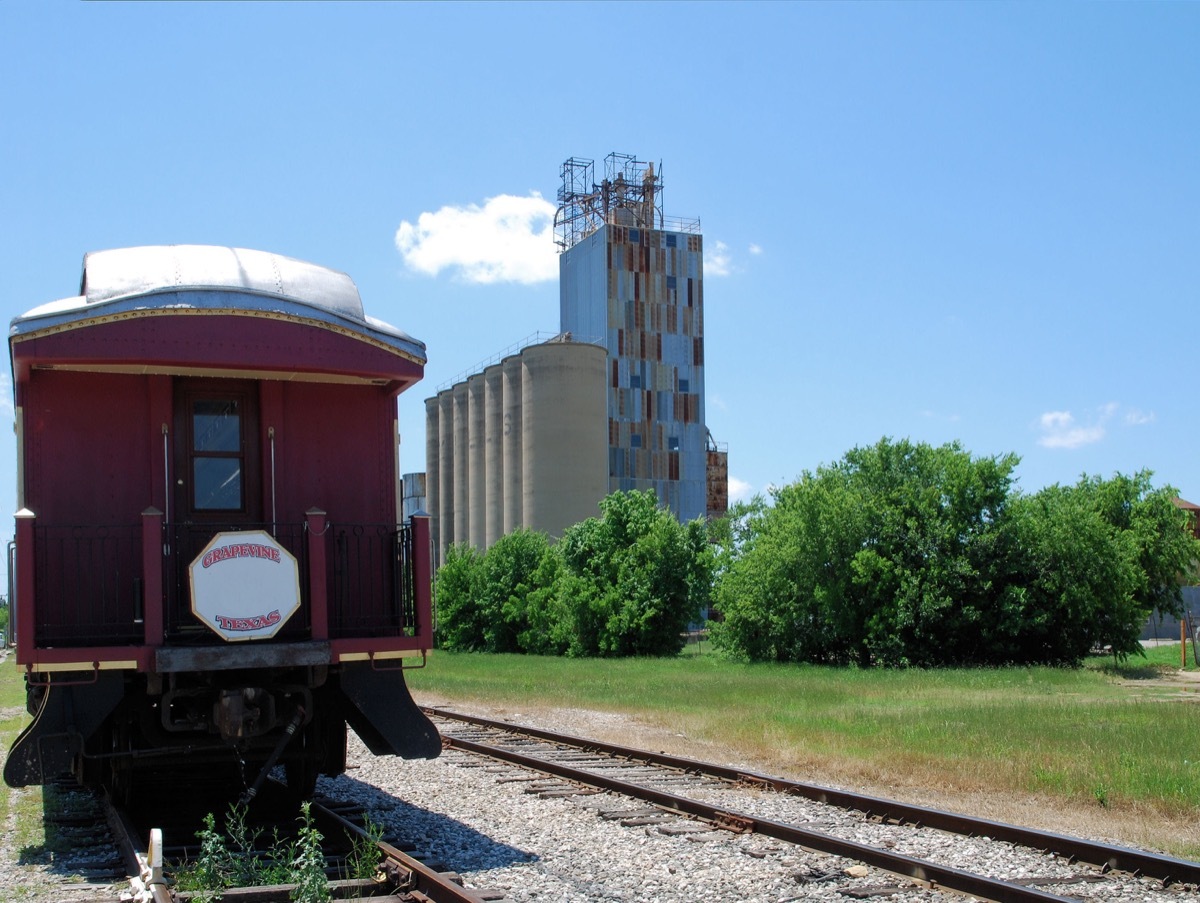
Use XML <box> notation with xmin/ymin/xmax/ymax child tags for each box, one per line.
<box><xmin>193</xmin><ymin>458</ymin><xmax>243</xmax><ymax>510</ymax></box>
<box><xmin>191</xmin><ymin>398</ymin><xmax>244</xmax><ymax>510</ymax></box>
<box><xmin>193</xmin><ymin>400</ymin><xmax>241</xmax><ymax>452</ymax></box>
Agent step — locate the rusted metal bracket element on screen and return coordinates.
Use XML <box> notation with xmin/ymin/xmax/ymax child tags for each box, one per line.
<box><xmin>712</xmin><ymin>810</ymin><xmax>755</xmax><ymax>834</ymax></box>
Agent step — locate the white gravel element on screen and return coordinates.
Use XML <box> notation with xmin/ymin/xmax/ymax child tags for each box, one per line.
<box><xmin>331</xmin><ymin>739</ymin><xmax>940</xmax><ymax>902</ymax></box>
<box><xmin>2</xmin><ymin>702</ymin><xmax>1197</xmax><ymax>903</ymax></box>
<box><xmin>324</xmin><ymin>722</ymin><xmax>1197</xmax><ymax>903</ymax></box>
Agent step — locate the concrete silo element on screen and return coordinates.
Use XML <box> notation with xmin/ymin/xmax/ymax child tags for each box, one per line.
<box><xmin>501</xmin><ymin>355</ymin><xmax>523</xmax><ymax>535</ymax></box>
<box><xmin>483</xmin><ymin>364</ymin><xmax>505</xmax><ymax>547</ymax></box>
<box><xmin>452</xmin><ymin>382</ymin><xmax>470</xmax><ymax>547</ymax></box>
<box><xmin>520</xmin><ymin>341</ymin><xmax>608</xmax><ymax>537</ymax></box>
<box><xmin>467</xmin><ymin>374</ymin><xmax>486</xmax><ymax>550</ymax></box>
<box><xmin>424</xmin><ymin>395</ymin><xmax>440</xmax><ymax>554</ymax></box>
<box><xmin>437</xmin><ymin>391</ymin><xmax>455</xmax><ymax>554</ymax></box>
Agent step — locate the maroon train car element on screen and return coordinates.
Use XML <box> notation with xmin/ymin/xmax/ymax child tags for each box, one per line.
<box><xmin>5</xmin><ymin>245</ymin><xmax>440</xmax><ymax>800</ymax></box>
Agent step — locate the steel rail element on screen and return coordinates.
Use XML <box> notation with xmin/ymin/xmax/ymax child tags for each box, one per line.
<box><xmin>442</xmin><ymin>731</ymin><xmax>1080</xmax><ymax>903</ymax></box>
<box><xmin>106</xmin><ymin>802</ymin><xmax>173</xmax><ymax>903</ymax></box>
<box><xmin>310</xmin><ymin>797</ymin><xmax>493</xmax><ymax>903</ymax></box>
<box><xmin>427</xmin><ymin>707</ymin><xmax>1200</xmax><ymax>890</ymax></box>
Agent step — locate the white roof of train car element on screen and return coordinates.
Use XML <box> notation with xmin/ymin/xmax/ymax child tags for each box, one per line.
<box><xmin>11</xmin><ymin>245</ymin><xmax>425</xmax><ymax>362</ymax></box>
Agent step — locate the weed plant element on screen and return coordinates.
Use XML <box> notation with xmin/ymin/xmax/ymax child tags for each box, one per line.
<box><xmin>343</xmin><ymin>815</ymin><xmax>385</xmax><ymax>882</ymax></box>
<box><xmin>289</xmin><ymin>802</ymin><xmax>329</xmax><ymax>903</ymax></box>
<box><xmin>172</xmin><ymin>802</ymin><xmax>319</xmax><ymax>902</ymax></box>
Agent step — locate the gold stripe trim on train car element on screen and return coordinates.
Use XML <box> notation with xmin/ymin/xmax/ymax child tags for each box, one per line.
<box><xmin>336</xmin><ymin>649</ymin><xmax>427</xmax><ymax>663</ymax></box>
<box><xmin>11</xmin><ymin>306</ymin><xmax>424</xmax><ymax>366</ymax></box>
<box><xmin>27</xmin><ymin>660</ymin><xmax>138</xmax><ymax>673</ymax></box>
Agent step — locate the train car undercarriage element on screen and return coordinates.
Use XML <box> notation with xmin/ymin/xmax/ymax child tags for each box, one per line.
<box><xmin>5</xmin><ymin>661</ymin><xmax>440</xmax><ymax>802</ymax></box>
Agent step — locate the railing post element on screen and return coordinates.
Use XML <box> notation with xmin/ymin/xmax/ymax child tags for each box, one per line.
<box><xmin>14</xmin><ymin>509</ymin><xmax>35</xmax><ymax>664</ymax></box>
<box><xmin>306</xmin><ymin>508</ymin><xmax>329</xmax><ymax>640</ymax></box>
<box><xmin>141</xmin><ymin>507</ymin><xmax>164</xmax><ymax>646</ymax></box>
<box><xmin>410</xmin><ymin>512</ymin><xmax>433</xmax><ymax>645</ymax></box>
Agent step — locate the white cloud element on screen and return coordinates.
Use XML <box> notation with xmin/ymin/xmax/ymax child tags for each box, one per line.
<box><xmin>705</xmin><ymin>241</ymin><xmax>763</xmax><ymax>276</ymax></box>
<box><xmin>1037</xmin><ymin>411</ymin><xmax>1104</xmax><ymax>449</ymax></box>
<box><xmin>1036</xmin><ymin>403</ymin><xmax>1120</xmax><ymax>449</ymax></box>
<box><xmin>728</xmin><ymin>476</ymin><xmax>753</xmax><ymax>503</ymax></box>
<box><xmin>1125</xmin><ymin>408</ymin><xmax>1156</xmax><ymax>426</ymax></box>
<box><xmin>705</xmin><ymin>240</ymin><xmax>732</xmax><ymax>277</ymax></box>
<box><xmin>1036</xmin><ymin>401</ymin><xmax>1157</xmax><ymax>450</ymax></box>
<box><xmin>394</xmin><ymin>193</ymin><xmax>557</xmax><ymax>284</ymax></box>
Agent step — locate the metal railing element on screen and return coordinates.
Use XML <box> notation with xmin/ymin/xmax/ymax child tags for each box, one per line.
<box><xmin>32</xmin><ymin>523</ymin><xmax>144</xmax><ymax>646</ymax></box>
<box><xmin>436</xmin><ymin>330</ymin><xmax>607</xmax><ymax>392</ymax></box>
<box><xmin>24</xmin><ymin>520</ymin><xmax>419</xmax><ymax>647</ymax></box>
<box><xmin>327</xmin><ymin>523</ymin><xmax>417</xmax><ymax>639</ymax></box>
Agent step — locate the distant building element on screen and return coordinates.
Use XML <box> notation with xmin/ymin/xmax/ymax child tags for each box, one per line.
<box><xmin>424</xmin><ymin>154</ymin><xmax>727</xmax><ymax>565</ymax></box>
<box><xmin>400</xmin><ymin>472</ymin><xmax>426</xmax><ymax>523</ymax></box>
<box><xmin>557</xmin><ymin>153</ymin><xmax>714</xmax><ymax>523</ymax></box>
<box><xmin>424</xmin><ymin>337</ymin><xmax>608</xmax><ymax>566</ymax></box>
<box><xmin>706</xmin><ymin>436</ymin><xmax>729</xmax><ymax>520</ymax></box>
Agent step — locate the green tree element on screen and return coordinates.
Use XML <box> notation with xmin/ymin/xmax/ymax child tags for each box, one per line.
<box><xmin>714</xmin><ymin>438</ymin><xmax>1022</xmax><ymax>666</ymax></box>
<box><xmin>518</xmin><ymin>544</ymin><xmax>569</xmax><ymax>655</ymax></box>
<box><xmin>1005</xmin><ymin>485</ymin><xmax>1138</xmax><ymax>664</ymax></box>
<box><xmin>558</xmin><ymin>490</ymin><xmax>712</xmax><ymax>657</ymax></box>
<box><xmin>1011</xmin><ymin>472</ymin><xmax>1200</xmax><ymax>663</ymax></box>
<box><xmin>434</xmin><ymin>532</ymin><xmax>561</xmax><ymax>653</ymax></box>
<box><xmin>713</xmin><ymin>438</ymin><xmax>1200</xmax><ymax>668</ymax></box>
<box><xmin>1083</xmin><ymin>471</ymin><xmax>1199</xmax><ymax>621</ymax></box>
<box><xmin>844</xmin><ymin>439</ymin><xmax>1020</xmax><ymax>666</ymax></box>
<box><xmin>433</xmin><ymin>543</ymin><xmax>485</xmax><ymax>651</ymax></box>
<box><xmin>475</xmin><ymin>529</ymin><xmax>557</xmax><ymax>653</ymax></box>
<box><xmin>707</xmin><ymin>495</ymin><xmax>767</xmax><ymax>588</ymax></box>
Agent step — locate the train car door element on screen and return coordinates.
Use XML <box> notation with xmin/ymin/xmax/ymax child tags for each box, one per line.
<box><xmin>173</xmin><ymin>378</ymin><xmax>262</xmax><ymax>524</ymax></box>
<box><xmin>168</xmin><ymin>378</ymin><xmax>263</xmax><ymax>637</ymax></box>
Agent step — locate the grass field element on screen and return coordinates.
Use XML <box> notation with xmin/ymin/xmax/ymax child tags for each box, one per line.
<box><xmin>1</xmin><ymin>644</ymin><xmax>1197</xmax><ymax>862</ymax></box>
<box><xmin>407</xmin><ymin>642</ymin><xmax>1200</xmax><ymax>858</ymax></box>
<box><xmin>0</xmin><ymin>652</ymin><xmax>59</xmax><ymax>882</ymax></box>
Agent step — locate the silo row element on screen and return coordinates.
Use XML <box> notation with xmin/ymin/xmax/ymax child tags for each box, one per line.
<box><xmin>424</xmin><ymin>341</ymin><xmax>607</xmax><ymax>565</ymax></box>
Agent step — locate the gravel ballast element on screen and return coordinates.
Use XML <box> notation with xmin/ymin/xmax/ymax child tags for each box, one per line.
<box><xmin>1</xmin><ymin>700</ymin><xmax>1196</xmax><ymax>902</ymax></box>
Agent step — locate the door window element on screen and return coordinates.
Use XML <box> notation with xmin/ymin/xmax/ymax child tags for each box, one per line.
<box><xmin>191</xmin><ymin>398</ymin><xmax>244</xmax><ymax>510</ymax></box>
<box><xmin>175</xmin><ymin>380</ymin><xmax>260</xmax><ymax>521</ymax></box>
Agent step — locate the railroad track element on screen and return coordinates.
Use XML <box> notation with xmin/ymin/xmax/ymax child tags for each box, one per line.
<box><xmin>21</xmin><ymin>777</ymin><xmax>495</xmax><ymax>902</ymax></box>
<box><xmin>424</xmin><ymin>706</ymin><xmax>1200</xmax><ymax>903</ymax></box>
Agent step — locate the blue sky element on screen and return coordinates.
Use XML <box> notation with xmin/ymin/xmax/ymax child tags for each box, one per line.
<box><xmin>2</xmin><ymin>2</ymin><xmax>1197</xmax><ymax>555</ymax></box>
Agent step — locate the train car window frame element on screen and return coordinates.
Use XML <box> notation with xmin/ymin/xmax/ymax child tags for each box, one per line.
<box><xmin>174</xmin><ymin>379</ymin><xmax>262</xmax><ymax>523</ymax></box>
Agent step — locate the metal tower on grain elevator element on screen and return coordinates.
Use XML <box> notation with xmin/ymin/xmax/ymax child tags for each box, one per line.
<box><xmin>556</xmin><ymin>153</ymin><xmax>710</xmax><ymax>523</ymax></box>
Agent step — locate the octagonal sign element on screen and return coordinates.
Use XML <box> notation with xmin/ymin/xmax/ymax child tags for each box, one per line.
<box><xmin>189</xmin><ymin>530</ymin><xmax>301</xmax><ymax>642</ymax></box>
